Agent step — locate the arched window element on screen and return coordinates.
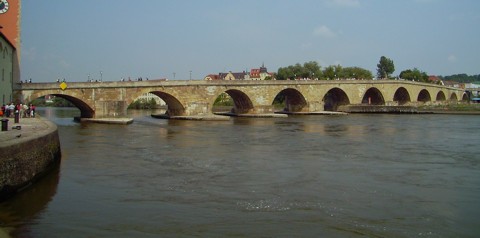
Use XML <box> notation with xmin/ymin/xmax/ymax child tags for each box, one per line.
<box><xmin>3</xmin><ymin>46</ymin><xmax>8</xmax><ymax>59</ymax></box>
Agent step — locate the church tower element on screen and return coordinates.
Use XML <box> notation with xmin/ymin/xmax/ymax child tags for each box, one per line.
<box><xmin>0</xmin><ymin>0</ymin><xmax>21</xmax><ymax>104</ymax></box>
<box><xmin>0</xmin><ymin>0</ymin><xmax>21</xmax><ymax>49</ymax></box>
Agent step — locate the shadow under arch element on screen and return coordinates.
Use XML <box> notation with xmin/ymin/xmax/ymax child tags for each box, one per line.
<box><xmin>450</xmin><ymin>93</ymin><xmax>458</xmax><ymax>101</ymax></box>
<box><xmin>0</xmin><ymin>164</ymin><xmax>60</xmax><ymax>232</ymax></box>
<box><xmin>436</xmin><ymin>91</ymin><xmax>446</xmax><ymax>101</ymax></box>
<box><xmin>361</xmin><ymin>87</ymin><xmax>385</xmax><ymax>105</ymax></box>
<box><xmin>46</xmin><ymin>94</ymin><xmax>95</xmax><ymax>118</ymax></box>
<box><xmin>323</xmin><ymin>88</ymin><xmax>350</xmax><ymax>111</ymax></box>
<box><xmin>150</xmin><ymin>91</ymin><xmax>185</xmax><ymax>116</ymax></box>
<box><xmin>417</xmin><ymin>89</ymin><xmax>431</xmax><ymax>102</ymax></box>
<box><xmin>224</xmin><ymin>89</ymin><xmax>254</xmax><ymax>114</ymax></box>
<box><xmin>393</xmin><ymin>87</ymin><xmax>411</xmax><ymax>105</ymax></box>
<box><xmin>461</xmin><ymin>93</ymin><xmax>469</xmax><ymax>101</ymax></box>
<box><xmin>273</xmin><ymin>88</ymin><xmax>307</xmax><ymax>112</ymax></box>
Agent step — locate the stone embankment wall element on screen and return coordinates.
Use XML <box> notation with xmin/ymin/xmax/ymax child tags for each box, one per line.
<box><xmin>0</xmin><ymin>118</ymin><xmax>61</xmax><ymax>201</ymax></box>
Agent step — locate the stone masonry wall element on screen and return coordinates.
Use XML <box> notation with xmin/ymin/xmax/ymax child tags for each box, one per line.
<box><xmin>0</xmin><ymin>120</ymin><xmax>61</xmax><ymax>201</ymax></box>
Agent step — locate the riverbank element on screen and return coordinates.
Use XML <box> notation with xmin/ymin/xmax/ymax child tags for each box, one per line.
<box><xmin>418</xmin><ymin>103</ymin><xmax>480</xmax><ymax>115</ymax></box>
<box><xmin>0</xmin><ymin>117</ymin><xmax>61</xmax><ymax>202</ymax></box>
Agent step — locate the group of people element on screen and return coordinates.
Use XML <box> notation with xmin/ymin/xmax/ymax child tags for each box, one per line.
<box><xmin>0</xmin><ymin>103</ymin><xmax>36</xmax><ymax>118</ymax></box>
<box><xmin>19</xmin><ymin>79</ymin><xmax>33</xmax><ymax>83</ymax></box>
<box><xmin>121</xmin><ymin>77</ymin><xmax>149</xmax><ymax>82</ymax></box>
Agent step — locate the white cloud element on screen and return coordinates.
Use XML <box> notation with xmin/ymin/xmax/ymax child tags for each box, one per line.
<box><xmin>313</xmin><ymin>25</ymin><xmax>337</xmax><ymax>38</ymax></box>
<box><xmin>327</xmin><ymin>0</ymin><xmax>360</xmax><ymax>7</ymax></box>
<box><xmin>447</xmin><ymin>54</ymin><xmax>457</xmax><ymax>63</ymax></box>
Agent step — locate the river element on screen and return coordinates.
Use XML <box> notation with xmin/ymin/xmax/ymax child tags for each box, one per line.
<box><xmin>1</xmin><ymin>107</ymin><xmax>479</xmax><ymax>237</ymax></box>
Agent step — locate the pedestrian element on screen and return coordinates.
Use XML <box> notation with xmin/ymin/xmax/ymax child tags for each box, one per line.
<box><xmin>23</xmin><ymin>104</ymin><xmax>29</xmax><ymax>117</ymax></box>
<box><xmin>19</xmin><ymin>103</ymin><xmax>24</xmax><ymax>118</ymax></box>
<box><xmin>7</xmin><ymin>103</ymin><xmax>15</xmax><ymax>118</ymax></box>
<box><xmin>30</xmin><ymin>104</ymin><xmax>36</xmax><ymax>117</ymax></box>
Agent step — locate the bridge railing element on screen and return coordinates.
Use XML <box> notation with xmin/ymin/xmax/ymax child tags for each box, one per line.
<box><xmin>15</xmin><ymin>79</ymin><xmax>463</xmax><ymax>91</ymax></box>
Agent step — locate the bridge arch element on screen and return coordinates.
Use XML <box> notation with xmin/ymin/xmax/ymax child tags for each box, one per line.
<box><xmin>450</xmin><ymin>93</ymin><xmax>458</xmax><ymax>101</ymax></box>
<box><xmin>273</xmin><ymin>88</ymin><xmax>307</xmax><ymax>112</ymax></box>
<box><xmin>461</xmin><ymin>93</ymin><xmax>469</xmax><ymax>101</ymax></box>
<box><xmin>149</xmin><ymin>91</ymin><xmax>185</xmax><ymax>116</ymax></box>
<box><xmin>50</xmin><ymin>94</ymin><xmax>95</xmax><ymax>118</ymax></box>
<box><xmin>224</xmin><ymin>89</ymin><xmax>254</xmax><ymax>114</ymax></box>
<box><xmin>362</xmin><ymin>87</ymin><xmax>385</xmax><ymax>105</ymax></box>
<box><xmin>323</xmin><ymin>88</ymin><xmax>350</xmax><ymax>111</ymax></box>
<box><xmin>436</xmin><ymin>91</ymin><xmax>446</xmax><ymax>101</ymax></box>
<box><xmin>25</xmin><ymin>91</ymin><xmax>95</xmax><ymax>118</ymax></box>
<box><xmin>393</xmin><ymin>87</ymin><xmax>411</xmax><ymax>105</ymax></box>
<box><xmin>417</xmin><ymin>89</ymin><xmax>431</xmax><ymax>102</ymax></box>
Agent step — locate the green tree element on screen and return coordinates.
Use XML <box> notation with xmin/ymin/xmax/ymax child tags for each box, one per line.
<box><xmin>342</xmin><ymin>67</ymin><xmax>373</xmax><ymax>80</ymax></box>
<box><xmin>276</xmin><ymin>61</ymin><xmax>323</xmax><ymax>80</ymax></box>
<box><xmin>376</xmin><ymin>56</ymin><xmax>395</xmax><ymax>79</ymax></box>
<box><xmin>128</xmin><ymin>98</ymin><xmax>157</xmax><ymax>109</ymax></box>
<box><xmin>399</xmin><ymin>68</ymin><xmax>429</xmax><ymax>82</ymax></box>
<box><xmin>277</xmin><ymin>65</ymin><xmax>295</xmax><ymax>80</ymax></box>
<box><xmin>323</xmin><ymin>65</ymin><xmax>335</xmax><ymax>80</ymax></box>
<box><xmin>52</xmin><ymin>97</ymin><xmax>75</xmax><ymax>107</ymax></box>
<box><xmin>441</xmin><ymin>74</ymin><xmax>480</xmax><ymax>83</ymax></box>
<box><xmin>322</xmin><ymin>65</ymin><xmax>343</xmax><ymax>80</ymax></box>
<box><xmin>213</xmin><ymin>92</ymin><xmax>233</xmax><ymax>106</ymax></box>
<box><xmin>302</xmin><ymin>61</ymin><xmax>322</xmax><ymax>79</ymax></box>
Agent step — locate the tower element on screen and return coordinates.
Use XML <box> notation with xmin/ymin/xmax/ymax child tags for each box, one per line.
<box><xmin>0</xmin><ymin>0</ymin><xmax>21</xmax><ymax>104</ymax></box>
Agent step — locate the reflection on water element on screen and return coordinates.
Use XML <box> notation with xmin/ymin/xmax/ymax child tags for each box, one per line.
<box><xmin>1</xmin><ymin>108</ymin><xmax>480</xmax><ymax>237</ymax></box>
<box><xmin>0</xmin><ymin>165</ymin><xmax>60</xmax><ymax>237</ymax></box>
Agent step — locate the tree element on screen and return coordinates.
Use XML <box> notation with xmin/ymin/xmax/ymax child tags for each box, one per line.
<box><xmin>128</xmin><ymin>98</ymin><xmax>157</xmax><ymax>109</ymax></box>
<box><xmin>399</xmin><ymin>68</ymin><xmax>429</xmax><ymax>82</ymax></box>
<box><xmin>322</xmin><ymin>65</ymin><xmax>342</xmax><ymax>80</ymax></box>
<box><xmin>376</xmin><ymin>56</ymin><xmax>395</xmax><ymax>79</ymax></box>
<box><xmin>213</xmin><ymin>92</ymin><xmax>233</xmax><ymax>106</ymax></box>
<box><xmin>342</xmin><ymin>67</ymin><xmax>373</xmax><ymax>80</ymax></box>
<box><xmin>302</xmin><ymin>61</ymin><xmax>322</xmax><ymax>79</ymax></box>
<box><xmin>323</xmin><ymin>66</ymin><xmax>335</xmax><ymax>80</ymax></box>
<box><xmin>441</xmin><ymin>74</ymin><xmax>480</xmax><ymax>83</ymax></box>
<box><xmin>276</xmin><ymin>61</ymin><xmax>322</xmax><ymax>80</ymax></box>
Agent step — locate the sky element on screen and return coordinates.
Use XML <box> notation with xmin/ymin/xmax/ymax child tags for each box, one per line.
<box><xmin>20</xmin><ymin>0</ymin><xmax>480</xmax><ymax>82</ymax></box>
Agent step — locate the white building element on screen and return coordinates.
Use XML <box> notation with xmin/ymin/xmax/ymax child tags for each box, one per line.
<box><xmin>136</xmin><ymin>93</ymin><xmax>166</xmax><ymax>106</ymax></box>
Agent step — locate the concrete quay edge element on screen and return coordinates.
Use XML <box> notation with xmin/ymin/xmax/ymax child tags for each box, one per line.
<box><xmin>0</xmin><ymin>117</ymin><xmax>61</xmax><ymax>202</ymax></box>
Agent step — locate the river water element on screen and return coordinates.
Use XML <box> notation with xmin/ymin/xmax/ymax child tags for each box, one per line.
<box><xmin>1</xmin><ymin>108</ymin><xmax>479</xmax><ymax>237</ymax></box>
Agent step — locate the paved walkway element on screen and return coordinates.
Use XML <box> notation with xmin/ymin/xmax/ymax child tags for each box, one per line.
<box><xmin>0</xmin><ymin>117</ymin><xmax>53</xmax><ymax>147</ymax></box>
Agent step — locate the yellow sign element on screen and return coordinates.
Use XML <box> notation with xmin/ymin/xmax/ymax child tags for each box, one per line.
<box><xmin>60</xmin><ymin>82</ymin><xmax>67</xmax><ymax>90</ymax></box>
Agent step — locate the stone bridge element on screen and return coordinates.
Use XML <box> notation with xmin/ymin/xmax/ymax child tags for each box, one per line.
<box><xmin>15</xmin><ymin>79</ymin><xmax>467</xmax><ymax>119</ymax></box>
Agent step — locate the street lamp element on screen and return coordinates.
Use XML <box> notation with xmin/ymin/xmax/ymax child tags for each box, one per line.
<box><xmin>189</xmin><ymin>70</ymin><xmax>192</xmax><ymax>80</ymax></box>
<box><xmin>100</xmin><ymin>71</ymin><xmax>103</xmax><ymax>82</ymax></box>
